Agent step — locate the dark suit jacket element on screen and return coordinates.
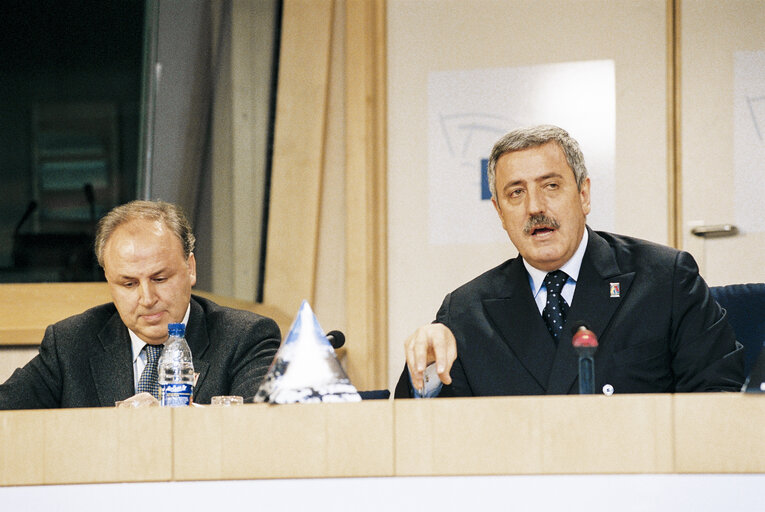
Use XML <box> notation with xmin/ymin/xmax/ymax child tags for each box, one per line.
<box><xmin>0</xmin><ymin>295</ymin><xmax>281</xmax><ymax>409</ymax></box>
<box><xmin>395</xmin><ymin>228</ymin><xmax>745</xmax><ymax>398</ymax></box>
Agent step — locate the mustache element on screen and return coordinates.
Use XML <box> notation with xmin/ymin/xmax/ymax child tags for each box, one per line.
<box><xmin>523</xmin><ymin>214</ymin><xmax>560</xmax><ymax>235</ymax></box>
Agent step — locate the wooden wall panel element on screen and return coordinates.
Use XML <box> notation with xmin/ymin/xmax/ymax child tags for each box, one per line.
<box><xmin>264</xmin><ymin>0</ymin><xmax>334</xmax><ymax>317</ymax></box>
<box><xmin>344</xmin><ymin>0</ymin><xmax>388</xmax><ymax>390</ymax></box>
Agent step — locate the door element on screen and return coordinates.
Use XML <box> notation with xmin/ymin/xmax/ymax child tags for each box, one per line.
<box><xmin>680</xmin><ymin>0</ymin><xmax>765</xmax><ymax>285</ymax></box>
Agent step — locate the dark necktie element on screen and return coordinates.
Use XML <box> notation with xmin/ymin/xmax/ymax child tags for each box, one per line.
<box><xmin>543</xmin><ymin>270</ymin><xmax>569</xmax><ymax>344</ymax></box>
<box><xmin>136</xmin><ymin>344</ymin><xmax>163</xmax><ymax>399</ymax></box>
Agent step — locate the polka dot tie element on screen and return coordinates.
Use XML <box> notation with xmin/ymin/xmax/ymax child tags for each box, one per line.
<box><xmin>136</xmin><ymin>344</ymin><xmax>163</xmax><ymax>400</ymax></box>
<box><xmin>543</xmin><ymin>270</ymin><xmax>569</xmax><ymax>344</ymax></box>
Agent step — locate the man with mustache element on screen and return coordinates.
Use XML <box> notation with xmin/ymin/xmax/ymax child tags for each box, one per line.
<box><xmin>0</xmin><ymin>200</ymin><xmax>280</xmax><ymax>408</ymax></box>
<box><xmin>395</xmin><ymin>125</ymin><xmax>744</xmax><ymax>398</ymax></box>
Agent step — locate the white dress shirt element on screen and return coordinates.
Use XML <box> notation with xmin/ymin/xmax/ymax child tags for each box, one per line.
<box><xmin>131</xmin><ymin>304</ymin><xmax>191</xmax><ymax>393</ymax></box>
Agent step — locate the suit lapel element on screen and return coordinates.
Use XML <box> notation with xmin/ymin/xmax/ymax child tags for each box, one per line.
<box><xmin>91</xmin><ymin>313</ymin><xmax>135</xmax><ymax>406</ymax></box>
<box><xmin>546</xmin><ymin>228</ymin><xmax>635</xmax><ymax>393</ymax></box>
<box><xmin>185</xmin><ymin>297</ymin><xmax>210</xmax><ymax>391</ymax></box>
<box><xmin>483</xmin><ymin>259</ymin><xmax>557</xmax><ymax>390</ymax></box>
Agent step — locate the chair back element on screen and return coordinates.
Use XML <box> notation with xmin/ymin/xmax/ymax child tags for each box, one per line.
<box><xmin>710</xmin><ymin>283</ymin><xmax>765</xmax><ymax>375</ymax></box>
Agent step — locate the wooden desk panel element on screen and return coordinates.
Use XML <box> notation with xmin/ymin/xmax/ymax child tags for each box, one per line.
<box><xmin>395</xmin><ymin>394</ymin><xmax>674</xmax><ymax>476</ymax></box>
<box><xmin>0</xmin><ymin>407</ymin><xmax>172</xmax><ymax>486</ymax></box>
<box><xmin>173</xmin><ymin>401</ymin><xmax>394</xmax><ymax>480</ymax></box>
<box><xmin>674</xmin><ymin>393</ymin><xmax>765</xmax><ymax>473</ymax></box>
<box><xmin>395</xmin><ymin>396</ymin><xmax>545</xmax><ymax>475</ymax></box>
<box><xmin>0</xmin><ymin>410</ymin><xmax>44</xmax><ymax>485</ymax></box>
<box><xmin>537</xmin><ymin>394</ymin><xmax>674</xmax><ymax>474</ymax></box>
<box><xmin>0</xmin><ymin>394</ymin><xmax>762</xmax><ymax>487</ymax></box>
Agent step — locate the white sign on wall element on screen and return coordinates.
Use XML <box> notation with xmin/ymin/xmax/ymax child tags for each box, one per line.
<box><xmin>734</xmin><ymin>51</ymin><xmax>765</xmax><ymax>233</ymax></box>
<box><xmin>428</xmin><ymin>60</ymin><xmax>616</xmax><ymax>245</ymax></box>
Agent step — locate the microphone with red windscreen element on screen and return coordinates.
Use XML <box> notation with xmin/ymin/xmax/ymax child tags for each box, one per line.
<box><xmin>571</xmin><ymin>321</ymin><xmax>598</xmax><ymax>394</ymax></box>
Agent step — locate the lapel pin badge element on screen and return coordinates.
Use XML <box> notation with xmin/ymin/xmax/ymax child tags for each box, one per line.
<box><xmin>609</xmin><ymin>282</ymin><xmax>620</xmax><ymax>298</ymax></box>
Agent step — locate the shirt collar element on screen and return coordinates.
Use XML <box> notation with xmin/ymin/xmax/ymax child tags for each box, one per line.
<box><xmin>130</xmin><ymin>303</ymin><xmax>192</xmax><ymax>363</ymax></box>
<box><xmin>524</xmin><ymin>228</ymin><xmax>589</xmax><ymax>296</ymax></box>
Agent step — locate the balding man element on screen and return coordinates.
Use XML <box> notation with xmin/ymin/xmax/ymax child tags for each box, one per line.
<box><xmin>0</xmin><ymin>200</ymin><xmax>280</xmax><ymax>409</ymax></box>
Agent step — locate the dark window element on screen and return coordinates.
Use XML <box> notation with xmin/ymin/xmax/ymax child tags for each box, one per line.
<box><xmin>0</xmin><ymin>0</ymin><xmax>145</xmax><ymax>282</ymax></box>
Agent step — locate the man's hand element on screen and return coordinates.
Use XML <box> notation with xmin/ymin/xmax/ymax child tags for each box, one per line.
<box><xmin>404</xmin><ymin>323</ymin><xmax>458</xmax><ymax>392</ymax></box>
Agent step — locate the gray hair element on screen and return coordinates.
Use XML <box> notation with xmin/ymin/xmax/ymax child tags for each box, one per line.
<box><xmin>94</xmin><ymin>200</ymin><xmax>196</xmax><ymax>268</ymax></box>
<box><xmin>487</xmin><ymin>125</ymin><xmax>588</xmax><ymax>202</ymax></box>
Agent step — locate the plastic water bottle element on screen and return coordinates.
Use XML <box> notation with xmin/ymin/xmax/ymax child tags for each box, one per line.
<box><xmin>158</xmin><ymin>323</ymin><xmax>194</xmax><ymax>406</ymax></box>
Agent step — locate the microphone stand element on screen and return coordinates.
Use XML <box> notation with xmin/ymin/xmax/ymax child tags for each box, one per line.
<box><xmin>572</xmin><ymin>324</ymin><xmax>598</xmax><ymax>394</ymax></box>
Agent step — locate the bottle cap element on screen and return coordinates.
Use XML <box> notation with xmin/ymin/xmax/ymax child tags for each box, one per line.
<box><xmin>167</xmin><ymin>323</ymin><xmax>186</xmax><ymax>337</ymax></box>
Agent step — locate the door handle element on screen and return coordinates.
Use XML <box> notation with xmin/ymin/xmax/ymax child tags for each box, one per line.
<box><xmin>690</xmin><ymin>224</ymin><xmax>739</xmax><ymax>238</ymax></box>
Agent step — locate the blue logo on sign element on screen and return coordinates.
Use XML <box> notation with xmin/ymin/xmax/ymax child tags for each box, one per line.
<box><xmin>481</xmin><ymin>158</ymin><xmax>491</xmax><ymax>200</ymax></box>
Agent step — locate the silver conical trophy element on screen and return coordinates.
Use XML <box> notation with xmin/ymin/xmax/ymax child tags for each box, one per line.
<box><xmin>254</xmin><ymin>301</ymin><xmax>361</xmax><ymax>403</ymax></box>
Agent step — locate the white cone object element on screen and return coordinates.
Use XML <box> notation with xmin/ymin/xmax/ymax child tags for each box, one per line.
<box><xmin>254</xmin><ymin>301</ymin><xmax>361</xmax><ymax>403</ymax></box>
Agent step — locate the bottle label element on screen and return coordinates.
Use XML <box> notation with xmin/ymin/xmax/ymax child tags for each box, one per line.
<box><xmin>160</xmin><ymin>383</ymin><xmax>193</xmax><ymax>407</ymax></box>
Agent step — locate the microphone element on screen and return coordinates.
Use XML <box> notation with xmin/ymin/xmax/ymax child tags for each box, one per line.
<box><xmin>571</xmin><ymin>321</ymin><xmax>598</xmax><ymax>394</ymax></box>
<box><xmin>326</xmin><ymin>330</ymin><xmax>345</xmax><ymax>349</ymax></box>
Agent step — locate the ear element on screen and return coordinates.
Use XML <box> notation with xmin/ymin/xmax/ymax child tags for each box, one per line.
<box><xmin>579</xmin><ymin>177</ymin><xmax>591</xmax><ymax>216</ymax></box>
<box><xmin>187</xmin><ymin>252</ymin><xmax>197</xmax><ymax>287</ymax></box>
